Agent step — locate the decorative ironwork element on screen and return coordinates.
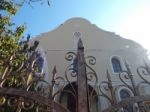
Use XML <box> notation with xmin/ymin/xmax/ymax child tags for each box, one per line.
<box><xmin>101</xmin><ymin>61</ymin><xmax>150</xmax><ymax>112</ymax></box>
<box><xmin>0</xmin><ymin>41</ymin><xmax>69</xmax><ymax>112</ymax></box>
<box><xmin>1</xmin><ymin>38</ymin><xmax>150</xmax><ymax>112</ymax></box>
<box><xmin>137</xmin><ymin>62</ymin><xmax>150</xmax><ymax>85</ymax></box>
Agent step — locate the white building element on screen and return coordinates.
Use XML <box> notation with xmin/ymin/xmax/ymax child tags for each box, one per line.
<box><xmin>32</xmin><ymin>18</ymin><xmax>150</xmax><ymax>112</ymax></box>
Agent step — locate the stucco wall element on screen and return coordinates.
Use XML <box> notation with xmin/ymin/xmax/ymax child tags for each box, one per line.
<box><xmin>31</xmin><ymin>17</ymin><xmax>149</xmax><ymax>83</ymax></box>
<box><xmin>30</xmin><ymin>17</ymin><xmax>150</xmax><ymax>112</ymax></box>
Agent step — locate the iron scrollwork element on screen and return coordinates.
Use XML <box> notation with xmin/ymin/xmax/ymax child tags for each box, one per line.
<box><xmin>137</xmin><ymin>62</ymin><xmax>150</xmax><ymax>85</ymax></box>
<box><xmin>85</xmin><ymin>56</ymin><xmax>98</xmax><ymax>104</ymax></box>
<box><xmin>0</xmin><ymin>40</ymin><xmax>55</xmax><ymax>112</ymax></box>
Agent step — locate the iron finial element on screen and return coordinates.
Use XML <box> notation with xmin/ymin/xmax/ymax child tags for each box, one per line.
<box><xmin>78</xmin><ymin>38</ymin><xmax>84</xmax><ymax>49</ymax></box>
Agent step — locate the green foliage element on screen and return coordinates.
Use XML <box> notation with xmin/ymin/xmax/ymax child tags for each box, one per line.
<box><xmin>0</xmin><ymin>1</ymin><xmax>49</xmax><ymax>111</ymax></box>
<box><xmin>0</xmin><ymin>0</ymin><xmax>17</xmax><ymax>14</ymax></box>
<box><xmin>0</xmin><ymin>0</ymin><xmax>44</xmax><ymax>91</ymax></box>
<box><xmin>0</xmin><ymin>0</ymin><xmax>47</xmax><ymax>87</ymax></box>
<box><xmin>0</xmin><ymin>1</ymin><xmax>27</xmax><ymax>75</ymax></box>
<box><xmin>0</xmin><ymin>0</ymin><xmax>51</xmax><ymax>62</ymax></box>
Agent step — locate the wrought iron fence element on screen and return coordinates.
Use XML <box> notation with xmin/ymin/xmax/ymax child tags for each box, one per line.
<box><xmin>0</xmin><ymin>39</ymin><xmax>150</xmax><ymax>112</ymax></box>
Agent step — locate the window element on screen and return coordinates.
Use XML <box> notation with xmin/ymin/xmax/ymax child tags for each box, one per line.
<box><xmin>72</xmin><ymin>57</ymin><xmax>78</xmax><ymax>73</ymax></box>
<box><xmin>35</xmin><ymin>48</ymin><xmax>47</xmax><ymax>75</ymax></box>
<box><xmin>120</xmin><ymin>89</ymin><xmax>134</xmax><ymax>112</ymax></box>
<box><xmin>111</xmin><ymin>58</ymin><xmax>122</xmax><ymax>73</ymax></box>
<box><xmin>60</xmin><ymin>83</ymin><xmax>98</xmax><ymax>112</ymax></box>
<box><xmin>59</xmin><ymin>83</ymin><xmax>77</xmax><ymax>112</ymax></box>
<box><xmin>36</xmin><ymin>56</ymin><xmax>44</xmax><ymax>73</ymax></box>
<box><xmin>120</xmin><ymin>89</ymin><xmax>131</xmax><ymax>98</ymax></box>
<box><xmin>116</xmin><ymin>87</ymin><xmax>138</xmax><ymax>112</ymax></box>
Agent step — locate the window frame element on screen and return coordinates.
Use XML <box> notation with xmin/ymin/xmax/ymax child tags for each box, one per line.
<box><xmin>115</xmin><ymin>87</ymin><xmax>138</xmax><ymax>112</ymax></box>
<box><xmin>110</xmin><ymin>55</ymin><xmax>125</xmax><ymax>74</ymax></box>
<box><xmin>111</xmin><ymin>57</ymin><xmax>122</xmax><ymax>73</ymax></box>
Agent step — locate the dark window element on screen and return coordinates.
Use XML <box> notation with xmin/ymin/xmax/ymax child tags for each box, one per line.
<box><xmin>120</xmin><ymin>89</ymin><xmax>133</xmax><ymax>112</ymax></box>
<box><xmin>120</xmin><ymin>89</ymin><xmax>131</xmax><ymax>98</ymax></box>
<box><xmin>72</xmin><ymin>57</ymin><xmax>78</xmax><ymax>73</ymax></box>
<box><xmin>37</xmin><ymin>56</ymin><xmax>44</xmax><ymax>73</ymax></box>
<box><xmin>59</xmin><ymin>83</ymin><xmax>77</xmax><ymax>112</ymax></box>
<box><xmin>111</xmin><ymin>58</ymin><xmax>122</xmax><ymax>73</ymax></box>
<box><xmin>59</xmin><ymin>83</ymin><xmax>98</xmax><ymax>112</ymax></box>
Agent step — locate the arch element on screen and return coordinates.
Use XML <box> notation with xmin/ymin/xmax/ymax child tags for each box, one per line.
<box><xmin>64</xmin><ymin>17</ymin><xmax>91</xmax><ymax>25</ymax></box>
<box><xmin>117</xmin><ymin>87</ymin><xmax>134</xmax><ymax>101</ymax></box>
<box><xmin>116</xmin><ymin>87</ymin><xmax>134</xmax><ymax>112</ymax></box>
<box><xmin>59</xmin><ymin>82</ymin><xmax>98</xmax><ymax>112</ymax></box>
<box><xmin>59</xmin><ymin>82</ymin><xmax>77</xmax><ymax>112</ymax></box>
<box><xmin>110</xmin><ymin>56</ymin><xmax>124</xmax><ymax>74</ymax></box>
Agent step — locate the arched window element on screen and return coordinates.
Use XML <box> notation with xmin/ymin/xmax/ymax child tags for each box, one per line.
<box><xmin>36</xmin><ymin>56</ymin><xmax>44</xmax><ymax>73</ymax></box>
<box><xmin>120</xmin><ymin>89</ymin><xmax>131</xmax><ymax>98</ymax></box>
<box><xmin>60</xmin><ymin>83</ymin><xmax>77</xmax><ymax>112</ymax></box>
<box><xmin>35</xmin><ymin>48</ymin><xmax>48</xmax><ymax>75</ymax></box>
<box><xmin>59</xmin><ymin>83</ymin><xmax>98</xmax><ymax>112</ymax></box>
<box><xmin>111</xmin><ymin>58</ymin><xmax>122</xmax><ymax>73</ymax></box>
<box><xmin>120</xmin><ymin>89</ymin><xmax>134</xmax><ymax>112</ymax></box>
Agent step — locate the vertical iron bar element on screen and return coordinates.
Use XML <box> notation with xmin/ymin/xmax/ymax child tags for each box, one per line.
<box><xmin>125</xmin><ymin>61</ymin><xmax>138</xmax><ymax>95</ymax></box>
<box><xmin>77</xmin><ymin>39</ymin><xmax>89</xmax><ymax>112</ymax></box>
<box><xmin>125</xmin><ymin>61</ymin><xmax>145</xmax><ymax>112</ymax></box>
<box><xmin>16</xmin><ymin>97</ymin><xmax>23</xmax><ymax>112</ymax></box>
<box><xmin>107</xmin><ymin>70</ymin><xmax>116</xmax><ymax>105</ymax></box>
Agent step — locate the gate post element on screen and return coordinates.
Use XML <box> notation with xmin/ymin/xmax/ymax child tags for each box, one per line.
<box><xmin>77</xmin><ymin>39</ymin><xmax>89</xmax><ymax>112</ymax></box>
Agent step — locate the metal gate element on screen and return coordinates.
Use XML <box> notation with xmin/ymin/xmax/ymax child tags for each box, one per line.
<box><xmin>1</xmin><ymin>39</ymin><xmax>150</xmax><ymax>112</ymax></box>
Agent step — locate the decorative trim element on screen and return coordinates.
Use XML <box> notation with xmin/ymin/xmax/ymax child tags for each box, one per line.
<box><xmin>116</xmin><ymin>86</ymin><xmax>134</xmax><ymax>102</ymax></box>
<box><xmin>116</xmin><ymin>86</ymin><xmax>139</xmax><ymax>112</ymax></box>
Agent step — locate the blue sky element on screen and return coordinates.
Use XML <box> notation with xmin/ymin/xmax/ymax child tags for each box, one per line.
<box><xmin>13</xmin><ymin>0</ymin><xmax>150</xmax><ymax>50</ymax></box>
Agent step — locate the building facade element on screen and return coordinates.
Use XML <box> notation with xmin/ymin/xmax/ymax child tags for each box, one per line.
<box><xmin>31</xmin><ymin>18</ymin><xmax>150</xmax><ymax>112</ymax></box>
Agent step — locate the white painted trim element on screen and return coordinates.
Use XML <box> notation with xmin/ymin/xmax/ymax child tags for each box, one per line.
<box><xmin>116</xmin><ymin>87</ymin><xmax>134</xmax><ymax>102</ymax></box>
<box><xmin>116</xmin><ymin>87</ymin><xmax>139</xmax><ymax>112</ymax></box>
